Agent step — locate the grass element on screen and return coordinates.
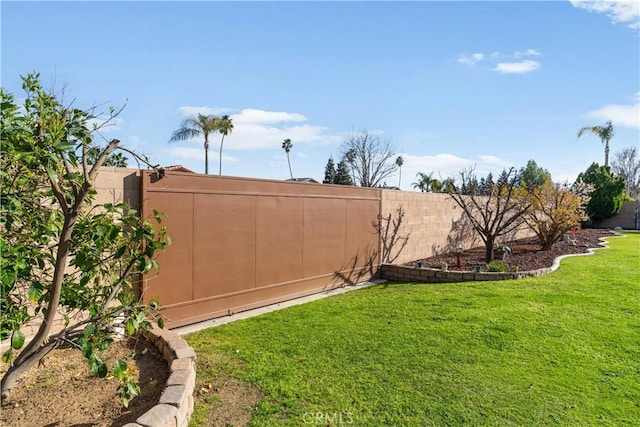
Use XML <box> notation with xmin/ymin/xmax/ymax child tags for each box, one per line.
<box><xmin>186</xmin><ymin>233</ymin><xmax>640</xmax><ymax>426</ymax></box>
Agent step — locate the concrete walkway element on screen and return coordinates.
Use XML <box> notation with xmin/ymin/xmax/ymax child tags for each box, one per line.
<box><xmin>171</xmin><ymin>279</ymin><xmax>385</xmax><ymax>336</ymax></box>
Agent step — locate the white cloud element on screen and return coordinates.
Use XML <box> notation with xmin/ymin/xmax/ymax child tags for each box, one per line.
<box><xmin>170</xmin><ymin>106</ymin><xmax>342</xmax><ymax>150</ymax></box>
<box><xmin>585</xmin><ymin>92</ymin><xmax>640</xmax><ymax>128</ymax></box>
<box><xmin>458</xmin><ymin>53</ymin><xmax>484</xmax><ymax>65</ymax></box>
<box><xmin>570</xmin><ymin>0</ymin><xmax>640</xmax><ymax>30</ymax></box>
<box><xmin>397</xmin><ymin>153</ymin><xmax>514</xmax><ymax>189</ymax></box>
<box><xmin>478</xmin><ymin>155</ymin><xmax>512</xmax><ymax>167</ymax></box>
<box><xmin>178</xmin><ymin>106</ymin><xmax>231</xmax><ymax>117</ymax></box>
<box><xmin>515</xmin><ymin>48</ymin><xmax>542</xmax><ymax>58</ymax></box>
<box><xmin>493</xmin><ymin>60</ymin><xmax>541</xmax><ymax>74</ymax></box>
<box><xmin>232</xmin><ymin>108</ymin><xmax>306</xmax><ymax>125</ymax></box>
<box><xmin>167</xmin><ymin>146</ymin><xmax>239</xmax><ymax>162</ymax></box>
<box><xmin>166</xmin><ymin>146</ymin><xmax>205</xmax><ymax>161</ymax></box>
<box><xmin>458</xmin><ymin>50</ymin><xmax>542</xmax><ymax>74</ymax></box>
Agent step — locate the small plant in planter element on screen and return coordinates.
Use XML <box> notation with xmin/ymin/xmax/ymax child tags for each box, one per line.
<box><xmin>486</xmin><ymin>260</ymin><xmax>509</xmax><ymax>272</ymax></box>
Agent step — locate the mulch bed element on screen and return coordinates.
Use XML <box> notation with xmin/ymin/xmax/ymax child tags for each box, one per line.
<box><xmin>406</xmin><ymin>229</ymin><xmax>615</xmax><ymax>272</ymax></box>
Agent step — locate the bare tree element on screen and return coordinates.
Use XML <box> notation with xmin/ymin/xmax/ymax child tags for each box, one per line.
<box><xmin>611</xmin><ymin>146</ymin><xmax>640</xmax><ymax>198</ymax></box>
<box><xmin>341</xmin><ymin>130</ymin><xmax>396</xmax><ymax>187</ymax></box>
<box><xmin>447</xmin><ymin>167</ymin><xmax>531</xmax><ymax>262</ymax></box>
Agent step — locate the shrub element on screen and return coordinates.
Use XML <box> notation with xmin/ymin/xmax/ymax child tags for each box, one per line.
<box><xmin>486</xmin><ymin>260</ymin><xmax>509</xmax><ymax>272</ymax></box>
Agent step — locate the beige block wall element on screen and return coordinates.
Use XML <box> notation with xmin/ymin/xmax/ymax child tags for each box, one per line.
<box><xmin>380</xmin><ymin>190</ymin><xmax>473</xmax><ymax>265</ymax></box>
<box><xmin>380</xmin><ymin>190</ymin><xmax>533</xmax><ymax>266</ymax></box>
<box><xmin>92</xmin><ymin>166</ymin><xmax>141</xmax><ymax>210</ymax></box>
<box><xmin>598</xmin><ymin>200</ymin><xmax>639</xmax><ymax>230</ymax></box>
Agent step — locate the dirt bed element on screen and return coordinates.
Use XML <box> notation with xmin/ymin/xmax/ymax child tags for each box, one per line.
<box><xmin>407</xmin><ymin>229</ymin><xmax>615</xmax><ymax>272</ymax></box>
<box><xmin>0</xmin><ymin>334</ymin><xmax>169</xmax><ymax>427</ymax></box>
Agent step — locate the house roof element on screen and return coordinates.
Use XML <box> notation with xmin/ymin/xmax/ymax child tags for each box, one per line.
<box><xmin>286</xmin><ymin>177</ymin><xmax>320</xmax><ymax>183</ymax></box>
<box><xmin>161</xmin><ymin>165</ymin><xmax>196</xmax><ymax>173</ymax></box>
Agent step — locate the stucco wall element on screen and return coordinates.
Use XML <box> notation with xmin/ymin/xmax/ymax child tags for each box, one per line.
<box><xmin>380</xmin><ymin>190</ymin><xmax>533</xmax><ymax>266</ymax></box>
<box><xmin>598</xmin><ymin>200</ymin><xmax>640</xmax><ymax>230</ymax></box>
<box><xmin>380</xmin><ymin>190</ymin><xmax>473</xmax><ymax>265</ymax></box>
<box><xmin>92</xmin><ymin>166</ymin><xmax>141</xmax><ymax>210</ymax></box>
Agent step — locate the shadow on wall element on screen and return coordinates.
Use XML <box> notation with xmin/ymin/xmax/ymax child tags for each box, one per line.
<box><xmin>431</xmin><ymin>212</ymin><xmax>479</xmax><ymax>257</ymax></box>
<box><xmin>332</xmin><ymin>243</ymin><xmax>379</xmax><ymax>286</ymax></box>
<box><xmin>376</xmin><ymin>206</ymin><xmax>411</xmax><ymax>264</ymax></box>
<box><xmin>123</xmin><ymin>172</ymin><xmax>140</xmax><ymax>210</ymax></box>
<box><xmin>332</xmin><ymin>206</ymin><xmax>412</xmax><ymax>284</ymax></box>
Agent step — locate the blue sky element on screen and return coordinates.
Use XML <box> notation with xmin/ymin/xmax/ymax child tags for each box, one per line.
<box><xmin>2</xmin><ymin>0</ymin><xmax>639</xmax><ymax>189</ymax></box>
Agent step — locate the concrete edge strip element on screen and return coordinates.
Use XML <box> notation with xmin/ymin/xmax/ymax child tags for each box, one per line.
<box><xmin>547</xmin><ymin>232</ymin><xmax>624</xmax><ymax>273</ymax></box>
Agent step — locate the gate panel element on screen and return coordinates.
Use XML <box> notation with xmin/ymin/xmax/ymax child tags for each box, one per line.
<box><xmin>255</xmin><ymin>196</ymin><xmax>304</xmax><ymax>287</ymax></box>
<box><xmin>141</xmin><ymin>171</ymin><xmax>382</xmax><ymax>327</ymax></box>
<box><xmin>143</xmin><ymin>192</ymin><xmax>194</xmax><ymax>306</ymax></box>
<box><xmin>302</xmin><ymin>198</ymin><xmax>347</xmax><ymax>278</ymax></box>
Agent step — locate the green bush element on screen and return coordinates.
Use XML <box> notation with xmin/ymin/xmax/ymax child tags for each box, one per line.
<box><xmin>576</xmin><ymin>163</ymin><xmax>625</xmax><ymax>222</ymax></box>
<box><xmin>486</xmin><ymin>260</ymin><xmax>509</xmax><ymax>272</ymax></box>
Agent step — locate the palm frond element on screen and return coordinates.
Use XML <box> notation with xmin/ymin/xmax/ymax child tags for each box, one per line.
<box><xmin>169</xmin><ymin>127</ymin><xmax>201</xmax><ymax>142</ymax></box>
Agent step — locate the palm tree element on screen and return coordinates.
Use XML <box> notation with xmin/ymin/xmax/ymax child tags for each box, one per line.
<box><xmin>578</xmin><ymin>120</ymin><xmax>615</xmax><ymax>167</ymax></box>
<box><xmin>395</xmin><ymin>155</ymin><xmax>404</xmax><ymax>188</ymax></box>
<box><xmin>282</xmin><ymin>138</ymin><xmax>294</xmax><ymax>179</ymax></box>
<box><xmin>217</xmin><ymin>115</ymin><xmax>234</xmax><ymax>175</ymax></box>
<box><xmin>412</xmin><ymin>172</ymin><xmax>435</xmax><ymax>192</ymax></box>
<box><xmin>169</xmin><ymin>113</ymin><xmax>219</xmax><ymax>174</ymax></box>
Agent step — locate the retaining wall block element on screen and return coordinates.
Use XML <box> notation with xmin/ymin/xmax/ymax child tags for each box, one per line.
<box><xmin>136</xmin><ymin>404</ymin><xmax>178</xmax><ymax>427</ymax></box>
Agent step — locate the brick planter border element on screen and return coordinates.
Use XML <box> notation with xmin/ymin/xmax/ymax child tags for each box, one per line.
<box><xmin>381</xmin><ymin>235</ymin><xmax>615</xmax><ymax>284</ymax></box>
<box><xmin>122</xmin><ymin>328</ymin><xmax>197</xmax><ymax>427</ymax></box>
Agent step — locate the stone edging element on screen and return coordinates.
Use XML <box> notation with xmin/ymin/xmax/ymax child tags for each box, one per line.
<box><xmin>122</xmin><ymin>327</ymin><xmax>197</xmax><ymax>427</ymax></box>
<box><xmin>380</xmin><ymin>234</ymin><xmax>615</xmax><ymax>284</ymax></box>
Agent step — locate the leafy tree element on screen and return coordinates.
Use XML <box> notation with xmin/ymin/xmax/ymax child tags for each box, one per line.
<box><xmin>477</xmin><ymin>173</ymin><xmax>494</xmax><ymax>196</ymax></box>
<box><xmin>412</xmin><ymin>172</ymin><xmax>449</xmax><ymax>193</ymax></box>
<box><xmin>334</xmin><ymin>159</ymin><xmax>353</xmax><ymax>185</ymax></box>
<box><xmin>323</xmin><ymin>156</ymin><xmax>336</xmax><ymax>184</ymax></box>
<box><xmin>341</xmin><ymin>130</ymin><xmax>396</xmax><ymax>187</ymax></box>
<box><xmin>577</xmin><ymin>120</ymin><xmax>615</xmax><ymax>167</ymax></box>
<box><xmin>87</xmin><ymin>146</ymin><xmax>128</xmax><ymax>167</ymax></box>
<box><xmin>519</xmin><ymin>159</ymin><xmax>550</xmax><ymax>190</ymax></box>
<box><xmin>169</xmin><ymin>113</ymin><xmax>219</xmax><ymax>174</ymax></box>
<box><xmin>395</xmin><ymin>155</ymin><xmax>404</xmax><ymax>188</ymax></box>
<box><xmin>576</xmin><ymin>163</ymin><xmax>626</xmax><ymax>223</ymax></box>
<box><xmin>611</xmin><ymin>146</ymin><xmax>640</xmax><ymax>198</ymax></box>
<box><xmin>0</xmin><ymin>74</ymin><xmax>168</xmax><ymax>403</ymax></box>
<box><xmin>447</xmin><ymin>167</ymin><xmax>531</xmax><ymax>262</ymax></box>
<box><xmin>217</xmin><ymin>114</ymin><xmax>234</xmax><ymax>176</ymax></box>
<box><xmin>412</xmin><ymin>172</ymin><xmax>435</xmax><ymax>192</ymax></box>
<box><xmin>521</xmin><ymin>178</ymin><xmax>592</xmax><ymax>250</ymax></box>
<box><xmin>282</xmin><ymin>138</ymin><xmax>294</xmax><ymax>179</ymax></box>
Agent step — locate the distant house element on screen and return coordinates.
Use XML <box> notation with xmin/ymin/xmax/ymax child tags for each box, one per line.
<box><xmin>286</xmin><ymin>177</ymin><xmax>320</xmax><ymax>184</ymax></box>
<box><xmin>162</xmin><ymin>165</ymin><xmax>196</xmax><ymax>173</ymax></box>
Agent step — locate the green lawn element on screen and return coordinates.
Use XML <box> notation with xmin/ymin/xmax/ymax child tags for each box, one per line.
<box><xmin>186</xmin><ymin>233</ymin><xmax>640</xmax><ymax>426</ymax></box>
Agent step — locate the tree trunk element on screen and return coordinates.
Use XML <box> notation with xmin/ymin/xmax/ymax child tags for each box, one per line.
<box><xmin>287</xmin><ymin>153</ymin><xmax>293</xmax><ymax>179</ymax></box>
<box><xmin>485</xmin><ymin>236</ymin><xmax>495</xmax><ymax>263</ymax></box>
<box><xmin>2</xmin><ymin>341</ymin><xmax>58</xmax><ymax>399</ymax></box>
<box><xmin>1</xmin><ymin>211</ymin><xmax>77</xmax><ymax>398</ymax></box>
<box><xmin>204</xmin><ymin>141</ymin><xmax>209</xmax><ymax>175</ymax></box>
<box><xmin>219</xmin><ymin>135</ymin><xmax>225</xmax><ymax>175</ymax></box>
